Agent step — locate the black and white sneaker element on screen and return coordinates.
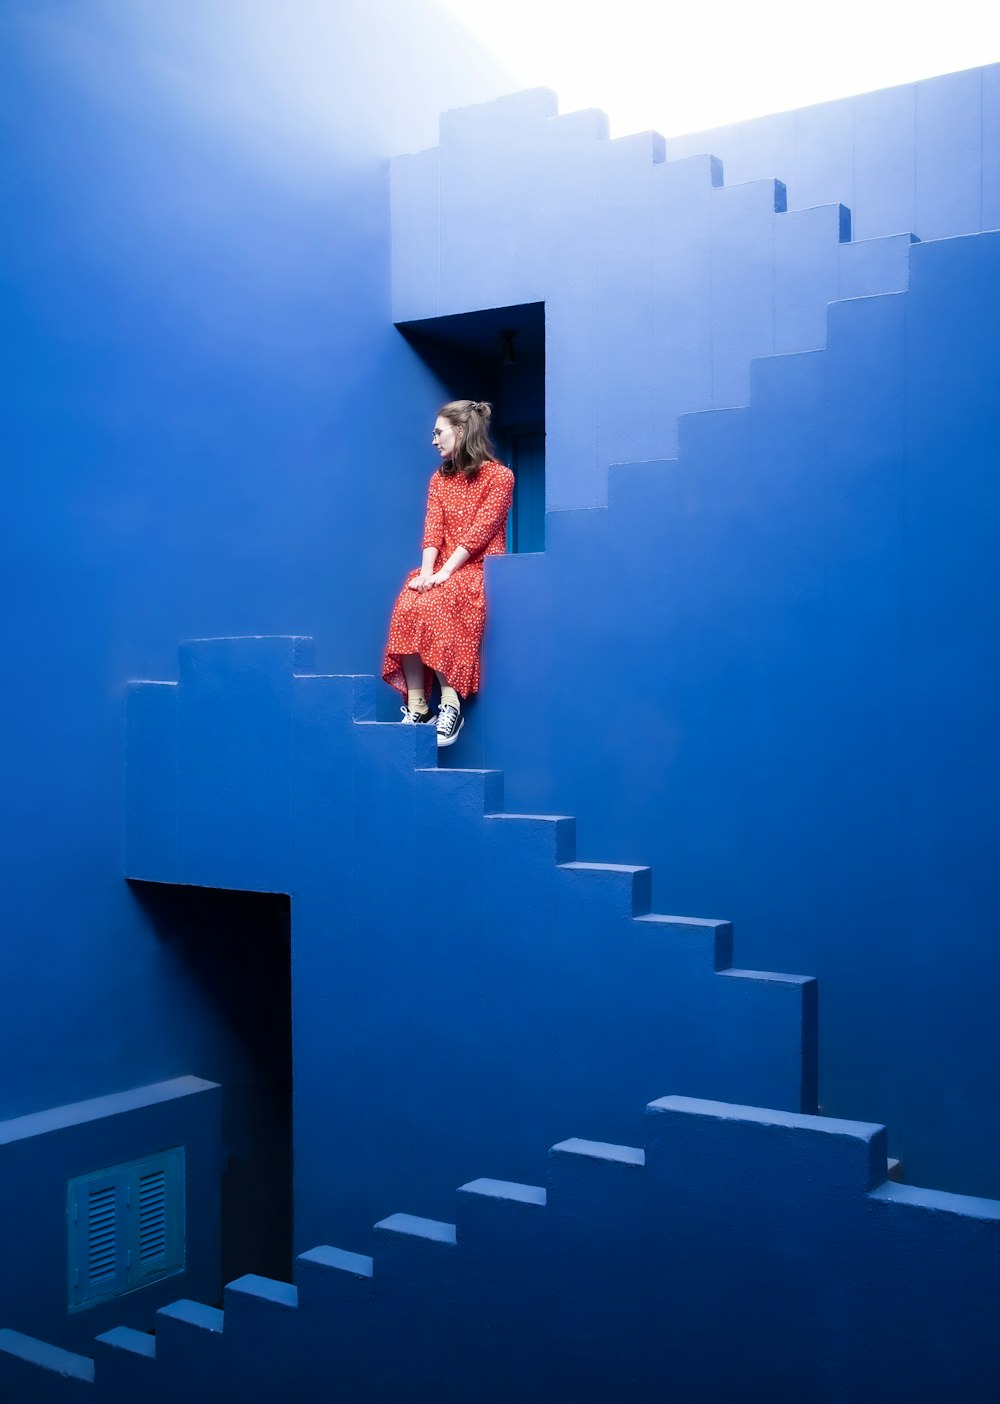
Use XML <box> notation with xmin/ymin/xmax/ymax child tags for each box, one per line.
<box><xmin>400</xmin><ymin>705</ymin><xmax>434</xmax><ymax>725</ymax></box>
<box><xmin>436</xmin><ymin>702</ymin><xmax>464</xmax><ymax>747</ymax></box>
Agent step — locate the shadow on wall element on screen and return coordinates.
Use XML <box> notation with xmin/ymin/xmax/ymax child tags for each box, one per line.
<box><xmin>398</xmin><ymin>301</ymin><xmax>546</xmax><ymax>551</ymax></box>
<box><xmin>128</xmin><ymin>882</ymin><xmax>292</xmax><ymax>1289</ymax></box>
<box><xmin>392</xmin><ymin>302</ymin><xmax>546</xmax><ymax>747</ymax></box>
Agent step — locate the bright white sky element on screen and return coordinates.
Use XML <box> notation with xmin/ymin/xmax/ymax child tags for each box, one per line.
<box><xmin>438</xmin><ymin>0</ymin><xmax>1000</xmax><ymax>137</ymax></box>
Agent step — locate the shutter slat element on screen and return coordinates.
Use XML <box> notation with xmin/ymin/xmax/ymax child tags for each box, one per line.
<box><xmin>138</xmin><ymin>1170</ymin><xmax>168</xmax><ymax>1261</ymax></box>
<box><xmin>87</xmin><ymin>1185</ymin><xmax>118</xmax><ymax>1285</ymax></box>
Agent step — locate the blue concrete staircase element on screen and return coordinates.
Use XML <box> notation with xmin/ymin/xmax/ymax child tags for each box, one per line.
<box><xmin>5</xmin><ymin>1091</ymin><xmax>999</xmax><ymax>1402</ymax></box>
<box><xmin>121</xmin><ymin>635</ymin><xmax>818</xmax><ymax>1250</ymax></box>
<box><xmin>392</xmin><ymin>86</ymin><xmax>920</xmax><ymax>510</ymax></box>
<box><xmin>478</xmin><ymin>221</ymin><xmax>1000</xmax><ymax>1204</ymax></box>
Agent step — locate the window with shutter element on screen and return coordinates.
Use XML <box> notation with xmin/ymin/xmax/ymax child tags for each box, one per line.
<box><xmin>68</xmin><ymin>1148</ymin><xmax>185</xmax><ymax>1311</ymax></box>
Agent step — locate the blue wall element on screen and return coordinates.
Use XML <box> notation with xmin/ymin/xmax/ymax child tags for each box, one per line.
<box><xmin>5</xmin><ymin>0</ymin><xmax>1000</xmax><ymax>1384</ymax></box>
<box><xmin>486</xmin><ymin>229</ymin><xmax>1000</xmax><ymax>1198</ymax></box>
<box><xmin>0</xmin><ymin>1078</ymin><xmax>220</xmax><ymax>1356</ymax></box>
<box><xmin>667</xmin><ymin>65</ymin><xmax>1000</xmax><ymax>241</ymax></box>
<box><xmin>393</xmin><ymin>77</ymin><xmax>1000</xmax><ymax>1201</ymax></box>
<box><xmin>0</xmin><ymin>0</ymin><xmax>508</xmax><ymax>1342</ymax></box>
<box><xmin>5</xmin><ymin>1092</ymin><xmax>999</xmax><ymax>1402</ymax></box>
<box><xmin>123</xmin><ymin>637</ymin><xmax>818</xmax><ymax>1249</ymax></box>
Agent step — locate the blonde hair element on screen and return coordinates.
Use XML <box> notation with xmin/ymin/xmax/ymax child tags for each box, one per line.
<box><xmin>438</xmin><ymin>400</ymin><xmax>498</xmax><ymax>478</ymax></box>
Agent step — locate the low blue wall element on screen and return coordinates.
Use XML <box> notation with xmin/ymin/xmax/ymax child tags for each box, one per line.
<box><xmin>0</xmin><ymin>1078</ymin><xmax>220</xmax><ymax>1355</ymax></box>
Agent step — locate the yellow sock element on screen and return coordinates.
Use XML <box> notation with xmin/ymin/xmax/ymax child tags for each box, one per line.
<box><xmin>439</xmin><ymin>685</ymin><xmax>460</xmax><ymax>711</ymax></box>
<box><xmin>407</xmin><ymin>689</ymin><xmax>429</xmax><ymax>714</ymax></box>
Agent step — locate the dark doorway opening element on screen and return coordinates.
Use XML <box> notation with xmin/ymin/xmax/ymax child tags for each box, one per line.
<box><xmin>397</xmin><ymin>301</ymin><xmax>545</xmax><ymax>552</ymax></box>
<box><xmin>130</xmin><ymin>882</ymin><xmax>292</xmax><ymax>1289</ymax></box>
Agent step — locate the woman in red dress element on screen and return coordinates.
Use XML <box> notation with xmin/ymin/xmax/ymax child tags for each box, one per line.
<box><xmin>383</xmin><ymin>400</ymin><xmax>514</xmax><ymax>747</ymax></box>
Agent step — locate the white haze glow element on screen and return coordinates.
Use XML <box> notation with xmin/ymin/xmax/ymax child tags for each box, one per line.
<box><xmin>438</xmin><ymin>0</ymin><xmax>1000</xmax><ymax>137</ymax></box>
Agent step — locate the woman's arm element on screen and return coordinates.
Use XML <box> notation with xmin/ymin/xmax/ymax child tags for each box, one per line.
<box><xmin>408</xmin><ymin>476</ymin><xmax>444</xmax><ymax>591</ymax></box>
<box><xmin>431</xmin><ymin>466</ymin><xmax>513</xmax><ymax>583</ymax></box>
<box><xmin>430</xmin><ymin>545</ymin><xmax>469</xmax><ymax>585</ymax></box>
<box><xmin>422</xmin><ymin>473</ymin><xmax>444</xmax><ymax>553</ymax></box>
<box><xmin>457</xmin><ymin>465</ymin><xmax>515</xmax><ymax>558</ymax></box>
<box><xmin>408</xmin><ymin>546</ymin><xmax>440</xmax><ymax>592</ymax></box>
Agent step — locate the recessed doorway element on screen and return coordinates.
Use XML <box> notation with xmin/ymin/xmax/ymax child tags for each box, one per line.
<box><xmin>130</xmin><ymin>882</ymin><xmax>292</xmax><ymax>1290</ymax></box>
<box><xmin>397</xmin><ymin>301</ymin><xmax>545</xmax><ymax>553</ymax></box>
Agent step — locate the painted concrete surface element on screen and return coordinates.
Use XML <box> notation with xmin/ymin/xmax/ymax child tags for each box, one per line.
<box><xmin>5</xmin><ymin>1093</ymin><xmax>998</xmax><ymax>1401</ymax></box>
<box><xmin>124</xmin><ymin>636</ymin><xmax>817</xmax><ymax>1247</ymax></box>
<box><xmin>394</xmin><ymin>79</ymin><xmax>1000</xmax><ymax>1203</ymax></box>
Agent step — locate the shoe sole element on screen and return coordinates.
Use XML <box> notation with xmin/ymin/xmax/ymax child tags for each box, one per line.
<box><xmin>437</xmin><ymin>715</ymin><xmax>464</xmax><ymax>747</ymax></box>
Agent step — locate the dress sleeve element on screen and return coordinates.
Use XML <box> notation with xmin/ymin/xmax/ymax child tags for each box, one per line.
<box><xmin>458</xmin><ymin>464</ymin><xmax>515</xmax><ymax>556</ymax></box>
<box><xmin>422</xmin><ymin>472</ymin><xmax>444</xmax><ymax>551</ymax></box>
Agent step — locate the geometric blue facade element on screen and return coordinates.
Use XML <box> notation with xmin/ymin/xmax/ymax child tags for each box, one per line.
<box><xmin>2</xmin><ymin>0</ymin><xmax>1000</xmax><ymax>1394</ymax></box>
<box><xmin>4</xmin><ymin>1094</ymin><xmax>1000</xmax><ymax>1400</ymax></box>
<box><xmin>395</xmin><ymin>79</ymin><xmax>1000</xmax><ymax>1202</ymax></box>
<box><xmin>121</xmin><ymin>636</ymin><xmax>818</xmax><ymax>1246</ymax></box>
<box><xmin>667</xmin><ymin>65</ymin><xmax>1000</xmax><ymax>243</ymax></box>
<box><xmin>0</xmin><ymin>0</ymin><xmax>508</xmax><ymax>1356</ymax></box>
<box><xmin>482</xmin><ymin>223</ymin><xmax>1000</xmax><ymax>1200</ymax></box>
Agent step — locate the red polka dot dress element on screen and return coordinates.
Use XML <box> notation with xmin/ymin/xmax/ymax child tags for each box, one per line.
<box><xmin>383</xmin><ymin>459</ymin><xmax>514</xmax><ymax>700</ymax></box>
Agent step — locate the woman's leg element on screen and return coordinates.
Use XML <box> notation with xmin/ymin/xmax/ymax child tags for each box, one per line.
<box><xmin>435</xmin><ymin>671</ymin><xmax>464</xmax><ymax>746</ymax></box>
<box><xmin>402</xmin><ymin>654</ymin><xmax>431</xmax><ymax>718</ymax></box>
<box><xmin>435</xmin><ymin>672</ymin><xmax>460</xmax><ymax>712</ymax></box>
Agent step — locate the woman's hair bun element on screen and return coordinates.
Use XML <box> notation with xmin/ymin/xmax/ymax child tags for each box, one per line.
<box><xmin>470</xmin><ymin>400</ymin><xmax>491</xmax><ymax>419</ymax></box>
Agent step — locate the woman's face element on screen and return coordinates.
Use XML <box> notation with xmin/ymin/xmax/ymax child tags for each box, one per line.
<box><xmin>432</xmin><ymin>416</ymin><xmax>461</xmax><ymax>460</ymax></box>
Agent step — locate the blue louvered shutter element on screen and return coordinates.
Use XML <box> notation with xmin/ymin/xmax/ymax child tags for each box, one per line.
<box><xmin>126</xmin><ymin>1150</ymin><xmax>184</xmax><ymax>1290</ymax></box>
<box><xmin>68</xmin><ymin>1148</ymin><xmax>185</xmax><ymax>1310</ymax></box>
<box><xmin>69</xmin><ymin>1171</ymin><xmax>128</xmax><ymax>1307</ymax></box>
